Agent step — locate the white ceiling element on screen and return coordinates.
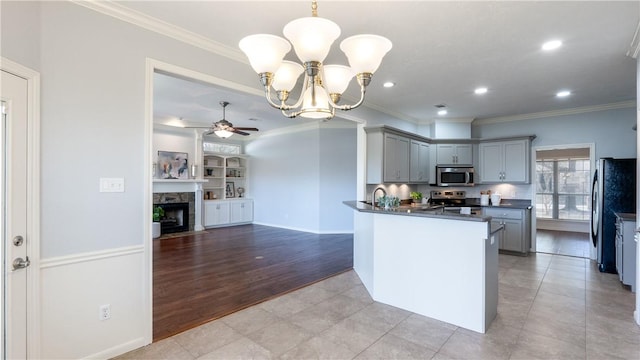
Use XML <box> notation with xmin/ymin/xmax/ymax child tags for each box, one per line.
<box><xmin>135</xmin><ymin>1</ymin><xmax>639</xmax><ymax>134</ymax></box>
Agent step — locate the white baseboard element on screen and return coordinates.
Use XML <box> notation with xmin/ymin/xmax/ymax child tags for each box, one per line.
<box><xmin>251</xmin><ymin>221</ymin><xmax>353</xmax><ymax>235</ymax></box>
<box><xmin>83</xmin><ymin>337</ymin><xmax>147</xmax><ymax>360</ymax></box>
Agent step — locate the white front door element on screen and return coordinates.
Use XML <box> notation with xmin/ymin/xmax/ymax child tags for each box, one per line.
<box><xmin>2</xmin><ymin>69</ymin><xmax>30</xmax><ymax>359</ymax></box>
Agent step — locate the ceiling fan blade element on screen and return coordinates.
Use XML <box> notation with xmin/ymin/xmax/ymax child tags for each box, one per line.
<box><xmin>231</xmin><ymin>129</ymin><xmax>250</xmax><ymax>136</ymax></box>
<box><xmin>183</xmin><ymin>126</ymin><xmax>214</xmax><ymax>129</ymax></box>
<box><xmin>233</xmin><ymin>127</ymin><xmax>259</xmax><ymax>131</ymax></box>
<box><xmin>203</xmin><ymin>129</ymin><xmax>215</xmax><ymax>136</ymax></box>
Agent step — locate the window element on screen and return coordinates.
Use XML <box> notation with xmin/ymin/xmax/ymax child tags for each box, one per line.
<box><xmin>535</xmin><ymin>148</ymin><xmax>591</xmax><ymax>221</ymax></box>
<box><xmin>203</xmin><ymin>142</ymin><xmax>240</xmax><ymax>154</ymax></box>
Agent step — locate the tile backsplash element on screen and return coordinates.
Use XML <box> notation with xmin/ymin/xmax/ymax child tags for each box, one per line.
<box><xmin>365</xmin><ymin>183</ymin><xmax>533</xmax><ymax>201</ymax></box>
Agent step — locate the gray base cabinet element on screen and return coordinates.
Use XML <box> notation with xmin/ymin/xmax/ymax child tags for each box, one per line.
<box><xmin>484</xmin><ymin>207</ymin><xmax>531</xmax><ymax>255</ymax></box>
<box><xmin>615</xmin><ymin>213</ymin><xmax>636</xmax><ymax>291</ymax></box>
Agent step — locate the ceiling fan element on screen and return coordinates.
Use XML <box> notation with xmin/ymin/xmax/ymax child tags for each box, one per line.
<box><xmin>187</xmin><ymin>101</ymin><xmax>259</xmax><ymax>138</ymax></box>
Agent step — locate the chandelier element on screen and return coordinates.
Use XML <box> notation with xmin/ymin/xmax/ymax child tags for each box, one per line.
<box><xmin>239</xmin><ymin>1</ymin><xmax>392</xmax><ymax>120</ymax></box>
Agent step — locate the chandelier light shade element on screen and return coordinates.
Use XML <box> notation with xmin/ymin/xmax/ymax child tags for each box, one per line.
<box><xmin>238</xmin><ymin>34</ymin><xmax>291</xmax><ymax>74</ymax></box>
<box><xmin>272</xmin><ymin>61</ymin><xmax>304</xmax><ymax>92</ymax></box>
<box><xmin>238</xmin><ymin>0</ymin><xmax>392</xmax><ymax>120</ymax></box>
<box><xmin>283</xmin><ymin>17</ymin><xmax>341</xmax><ymax>63</ymax></box>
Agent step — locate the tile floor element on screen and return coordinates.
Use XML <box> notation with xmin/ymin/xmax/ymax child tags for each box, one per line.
<box><xmin>116</xmin><ymin>253</ymin><xmax>640</xmax><ymax>359</ymax></box>
<box><xmin>536</xmin><ymin>230</ymin><xmax>591</xmax><ymax>258</ymax></box>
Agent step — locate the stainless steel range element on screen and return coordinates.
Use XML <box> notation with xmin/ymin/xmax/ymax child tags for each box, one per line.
<box><xmin>430</xmin><ymin>190</ymin><xmax>481</xmax><ymax>213</ymax></box>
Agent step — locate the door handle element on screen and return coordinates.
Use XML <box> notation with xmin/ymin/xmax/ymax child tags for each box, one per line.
<box><xmin>13</xmin><ymin>256</ymin><xmax>30</xmax><ymax>270</ymax></box>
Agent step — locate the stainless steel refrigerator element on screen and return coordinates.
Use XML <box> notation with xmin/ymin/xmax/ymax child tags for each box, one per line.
<box><xmin>591</xmin><ymin>158</ymin><xmax>636</xmax><ymax>273</ymax></box>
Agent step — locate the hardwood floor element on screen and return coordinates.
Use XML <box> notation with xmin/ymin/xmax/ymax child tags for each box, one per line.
<box><xmin>153</xmin><ymin>224</ymin><xmax>353</xmax><ymax>341</ymax></box>
<box><xmin>536</xmin><ymin>229</ymin><xmax>591</xmax><ymax>258</ymax></box>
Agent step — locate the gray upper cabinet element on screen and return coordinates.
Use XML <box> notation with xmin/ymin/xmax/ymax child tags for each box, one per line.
<box><xmin>365</xmin><ymin>126</ymin><xmax>534</xmax><ymax>185</ymax></box>
<box><xmin>436</xmin><ymin>144</ymin><xmax>473</xmax><ymax>165</ymax></box>
<box><xmin>479</xmin><ymin>139</ymin><xmax>530</xmax><ymax>183</ymax></box>
<box><xmin>366</xmin><ymin>129</ymin><xmax>410</xmax><ymax>184</ymax></box>
<box><xmin>410</xmin><ymin>140</ymin><xmax>430</xmax><ymax>183</ymax></box>
<box><xmin>383</xmin><ymin>133</ymin><xmax>410</xmax><ymax>182</ymax></box>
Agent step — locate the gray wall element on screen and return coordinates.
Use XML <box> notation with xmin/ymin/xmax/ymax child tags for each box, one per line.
<box><xmin>4</xmin><ymin>1</ymin><xmax>256</xmax><ymax>258</ymax></box>
<box><xmin>246</xmin><ymin>125</ymin><xmax>357</xmax><ymax>232</ymax></box>
<box><xmin>319</xmin><ymin>127</ymin><xmax>358</xmax><ymax>232</ymax></box>
<box><xmin>472</xmin><ymin>107</ymin><xmax>637</xmax><ymax>160</ymax></box>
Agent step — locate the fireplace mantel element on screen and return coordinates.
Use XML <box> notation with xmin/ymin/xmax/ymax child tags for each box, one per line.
<box><xmin>153</xmin><ymin>179</ymin><xmax>208</xmax><ymax>193</ymax></box>
<box><xmin>153</xmin><ymin>179</ymin><xmax>208</xmax><ymax>231</ymax></box>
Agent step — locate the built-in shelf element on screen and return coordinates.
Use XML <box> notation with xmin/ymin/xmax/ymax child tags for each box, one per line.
<box><xmin>153</xmin><ymin>179</ymin><xmax>209</xmax><ymax>183</ymax></box>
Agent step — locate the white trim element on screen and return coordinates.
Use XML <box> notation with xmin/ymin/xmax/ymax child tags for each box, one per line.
<box><xmin>70</xmin><ymin>0</ymin><xmax>244</xmax><ymax>64</ymax></box>
<box><xmin>83</xmin><ymin>337</ymin><xmax>147</xmax><ymax>360</ymax></box>
<box><xmin>39</xmin><ymin>245</ymin><xmax>144</xmax><ymax>269</ymax></box>
<box><xmin>69</xmin><ymin>1</ymin><xmax>409</xmax><ymax>127</ymax></box>
<box><xmin>475</xmin><ymin>101</ymin><xmax>636</xmax><ymax>125</ymax></box>
<box><xmin>436</xmin><ymin>117</ymin><xmax>475</xmax><ymax>124</ymax></box>
<box><xmin>257</xmin><ymin>120</ymin><xmax>357</xmax><ymax>139</ymax></box>
<box><xmin>144</xmin><ymin>58</ymin><xmax>154</xmax><ymax>346</ymax></box>
<box><xmin>0</xmin><ymin>57</ymin><xmax>42</xmax><ymax>360</ymax></box>
<box><xmin>627</xmin><ymin>20</ymin><xmax>640</xmax><ymax>58</ymax></box>
<box><xmin>251</xmin><ymin>221</ymin><xmax>353</xmax><ymax>235</ymax></box>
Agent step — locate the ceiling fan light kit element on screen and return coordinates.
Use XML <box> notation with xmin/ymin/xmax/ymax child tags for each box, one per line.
<box><xmin>239</xmin><ymin>0</ymin><xmax>392</xmax><ymax>120</ymax></box>
<box><xmin>186</xmin><ymin>101</ymin><xmax>259</xmax><ymax>138</ymax></box>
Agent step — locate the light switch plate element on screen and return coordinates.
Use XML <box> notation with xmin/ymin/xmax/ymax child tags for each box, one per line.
<box><xmin>100</xmin><ymin>178</ymin><xmax>125</xmax><ymax>193</ymax></box>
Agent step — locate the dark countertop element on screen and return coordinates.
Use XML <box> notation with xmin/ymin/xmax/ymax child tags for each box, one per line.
<box><xmin>614</xmin><ymin>212</ymin><xmax>636</xmax><ymax>221</ymax></box>
<box><xmin>465</xmin><ymin>198</ymin><xmax>532</xmax><ymax>210</ymax></box>
<box><xmin>343</xmin><ymin>201</ymin><xmax>491</xmax><ymax>222</ymax></box>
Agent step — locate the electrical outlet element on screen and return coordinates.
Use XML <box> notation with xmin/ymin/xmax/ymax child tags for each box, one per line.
<box><xmin>99</xmin><ymin>304</ymin><xmax>111</xmax><ymax>321</ymax></box>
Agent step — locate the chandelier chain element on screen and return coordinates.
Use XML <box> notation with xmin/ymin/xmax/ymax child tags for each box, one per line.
<box><xmin>311</xmin><ymin>0</ymin><xmax>318</xmax><ymax>17</ymax></box>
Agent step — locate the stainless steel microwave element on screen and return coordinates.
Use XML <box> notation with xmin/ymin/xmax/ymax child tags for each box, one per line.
<box><xmin>436</xmin><ymin>166</ymin><xmax>475</xmax><ymax>187</ymax></box>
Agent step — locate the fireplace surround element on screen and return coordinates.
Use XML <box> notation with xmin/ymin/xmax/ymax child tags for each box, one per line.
<box><xmin>153</xmin><ymin>192</ymin><xmax>196</xmax><ymax>234</ymax></box>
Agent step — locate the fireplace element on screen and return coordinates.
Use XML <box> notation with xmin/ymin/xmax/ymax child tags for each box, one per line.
<box><xmin>153</xmin><ymin>192</ymin><xmax>196</xmax><ymax>235</ymax></box>
<box><xmin>156</xmin><ymin>202</ymin><xmax>189</xmax><ymax>234</ymax></box>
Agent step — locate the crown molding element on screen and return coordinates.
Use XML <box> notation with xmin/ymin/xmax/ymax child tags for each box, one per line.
<box><xmin>627</xmin><ymin>20</ymin><xmax>640</xmax><ymax>58</ymax></box>
<box><xmin>435</xmin><ymin>117</ymin><xmax>475</xmax><ymax>124</ymax></box>
<box><xmin>257</xmin><ymin>120</ymin><xmax>356</xmax><ymax>139</ymax></box>
<box><xmin>70</xmin><ymin>0</ymin><xmax>246</xmax><ymax>63</ymax></box>
<box><xmin>474</xmin><ymin>100</ymin><xmax>636</xmax><ymax>125</ymax></box>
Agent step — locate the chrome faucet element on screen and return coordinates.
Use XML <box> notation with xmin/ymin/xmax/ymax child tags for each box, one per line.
<box><xmin>371</xmin><ymin>187</ymin><xmax>386</xmax><ymax>207</ymax></box>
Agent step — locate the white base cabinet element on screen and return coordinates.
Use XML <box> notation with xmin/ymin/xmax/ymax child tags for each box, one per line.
<box><xmin>204</xmin><ymin>199</ymin><xmax>253</xmax><ymax>227</ymax></box>
<box><xmin>230</xmin><ymin>200</ymin><xmax>254</xmax><ymax>224</ymax></box>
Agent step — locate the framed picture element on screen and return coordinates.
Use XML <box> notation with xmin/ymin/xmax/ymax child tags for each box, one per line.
<box><xmin>226</xmin><ymin>158</ymin><xmax>240</xmax><ymax>168</ymax></box>
<box><xmin>158</xmin><ymin>151</ymin><xmax>189</xmax><ymax>179</ymax></box>
<box><xmin>226</xmin><ymin>182</ymin><xmax>235</xmax><ymax>198</ymax></box>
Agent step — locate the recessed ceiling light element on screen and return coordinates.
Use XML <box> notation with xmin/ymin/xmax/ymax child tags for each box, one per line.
<box><xmin>474</xmin><ymin>87</ymin><xmax>488</xmax><ymax>95</ymax></box>
<box><xmin>542</xmin><ymin>40</ymin><xmax>562</xmax><ymax>51</ymax></box>
<box><xmin>383</xmin><ymin>82</ymin><xmax>395</xmax><ymax>88</ymax></box>
<box><xmin>437</xmin><ymin>109</ymin><xmax>448</xmax><ymax>116</ymax></box>
<box><xmin>556</xmin><ymin>90</ymin><xmax>571</xmax><ymax>97</ymax></box>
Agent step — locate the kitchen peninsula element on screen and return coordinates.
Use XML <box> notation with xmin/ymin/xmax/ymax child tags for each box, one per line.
<box><xmin>343</xmin><ymin>201</ymin><xmax>502</xmax><ymax>333</ymax></box>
